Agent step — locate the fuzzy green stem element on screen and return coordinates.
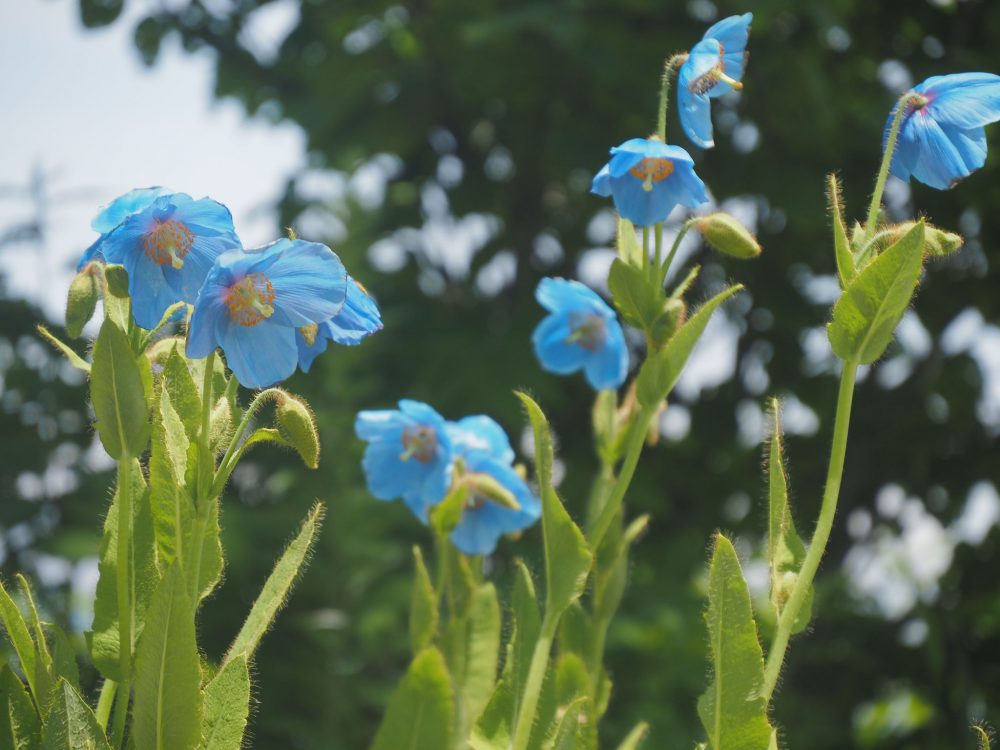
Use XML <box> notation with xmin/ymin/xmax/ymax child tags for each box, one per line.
<box><xmin>762</xmin><ymin>360</ymin><xmax>858</xmax><ymax>702</ymax></box>
<box><xmin>588</xmin><ymin>403</ymin><xmax>657</xmax><ymax>552</ymax></box>
<box><xmin>95</xmin><ymin>679</ymin><xmax>117</xmax><ymax>732</ymax></box>
<box><xmin>211</xmin><ymin>388</ymin><xmax>284</xmax><ymax>497</ymax></box>
<box><xmin>111</xmin><ymin>685</ymin><xmax>128</xmax><ymax>749</ymax></box>
<box><xmin>510</xmin><ymin>613</ymin><xmax>560</xmax><ymax>750</ymax></box>
<box><xmin>189</xmin><ymin>351</ymin><xmax>218</xmax><ymax>602</ymax></box>
<box><xmin>657</xmin><ymin>54</ymin><xmax>690</xmax><ymax>141</ymax></box>
<box><xmin>642</xmin><ymin>226</ymin><xmax>650</xmax><ymax>273</ymax></box>
<box><xmin>864</xmin><ymin>92</ymin><xmax>922</xmax><ymax>242</ymax></box>
<box><xmin>114</xmin><ymin>457</ymin><xmax>132</xmax><ymax>717</ymax></box>
<box><xmin>659</xmin><ymin>218</ymin><xmax>697</xmax><ymax>286</ymax></box>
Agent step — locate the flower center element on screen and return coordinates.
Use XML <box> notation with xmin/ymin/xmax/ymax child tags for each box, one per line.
<box><xmin>567</xmin><ymin>313</ymin><xmax>607</xmax><ymax>351</ymax></box>
<box><xmin>629</xmin><ymin>157</ymin><xmax>675</xmax><ymax>184</ymax></box>
<box><xmin>142</xmin><ymin>219</ymin><xmax>194</xmax><ymax>269</ymax></box>
<box><xmin>400</xmin><ymin>425</ymin><xmax>438</xmax><ymax>463</ymax></box>
<box><xmin>225</xmin><ymin>273</ymin><xmax>276</xmax><ymax>327</ymax></box>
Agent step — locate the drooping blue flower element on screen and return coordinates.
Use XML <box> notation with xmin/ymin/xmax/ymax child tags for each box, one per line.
<box><xmin>297</xmin><ymin>276</ymin><xmax>383</xmax><ymax>373</ymax></box>
<box><xmin>94</xmin><ymin>192</ymin><xmax>242</xmax><ymax>328</ymax></box>
<box><xmin>677</xmin><ymin>13</ymin><xmax>753</xmax><ymax>149</ymax></box>
<box><xmin>532</xmin><ymin>277</ymin><xmax>628</xmax><ymax>390</ymax></box>
<box><xmin>77</xmin><ymin>187</ymin><xmax>167</xmax><ymax>270</ymax></box>
<box><xmin>445</xmin><ymin>416</ymin><xmax>540</xmax><ymax>556</ymax></box>
<box><xmin>591</xmin><ymin>138</ymin><xmax>708</xmax><ymax>226</ymax></box>
<box><xmin>187</xmin><ymin>238</ymin><xmax>348</xmax><ymax>388</ymax></box>
<box><xmin>354</xmin><ymin>400</ymin><xmax>454</xmax><ymax>521</ymax></box>
<box><xmin>887</xmin><ymin>73</ymin><xmax>1000</xmax><ymax>190</ymax></box>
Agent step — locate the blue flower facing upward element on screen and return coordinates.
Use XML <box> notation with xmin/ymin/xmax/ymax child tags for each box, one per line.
<box><xmin>355</xmin><ymin>400</ymin><xmax>454</xmax><ymax>521</ymax></box>
<box><xmin>445</xmin><ymin>416</ymin><xmax>540</xmax><ymax>556</ymax></box>
<box><xmin>678</xmin><ymin>13</ymin><xmax>753</xmax><ymax>149</ymax></box>
<box><xmin>887</xmin><ymin>73</ymin><xmax>1000</xmax><ymax>190</ymax></box>
<box><xmin>591</xmin><ymin>138</ymin><xmax>708</xmax><ymax>226</ymax></box>
<box><xmin>94</xmin><ymin>192</ymin><xmax>242</xmax><ymax>328</ymax></box>
<box><xmin>532</xmin><ymin>277</ymin><xmax>629</xmax><ymax>391</ymax></box>
<box><xmin>77</xmin><ymin>187</ymin><xmax>167</xmax><ymax>270</ymax></box>
<box><xmin>297</xmin><ymin>276</ymin><xmax>383</xmax><ymax>373</ymax></box>
<box><xmin>187</xmin><ymin>238</ymin><xmax>348</xmax><ymax>388</ymax></box>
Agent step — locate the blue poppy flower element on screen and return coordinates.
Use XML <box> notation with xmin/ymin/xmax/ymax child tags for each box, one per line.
<box><xmin>678</xmin><ymin>13</ymin><xmax>753</xmax><ymax>149</ymax></box>
<box><xmin>532</xmin><ymin>277</ymin><xmax>629</xmax><ymax>390</ymax></box>
<box><xmin>77</xmin><ymin>187</ymin><xmax>167</xmax><ymax>270</ymax></box>
<box><xmin>297</xmin><ymin>276</ymin><xmax>383</xmax><ymax>373</ymax></box>
<box><xmin>94</xmin><ymin>192</ymin><xmax>242</xmax><ymax>328</ymax></box>
<box><xmin>354</xmin><ymin>400</ymin><xmax>454</xmax><ymax>520</ymax></box>
<box><xmin>187</xmin><ymin>238</ymin><xmax>348</xmax><ymax>388</ymax></box>
<box><xmin>591</xmin><ymin>138</ymin><xmax>708</xmax><ymax>226</ymax></box>
<box><xmin>446</xmin><ymin>416</ymin><xmax>540</xmax><ymax>556</ymax></box>
<box><xmin>887</xmin><ymin>73</ymin><xmax>1000</xmax><ymax>190</ymax></box>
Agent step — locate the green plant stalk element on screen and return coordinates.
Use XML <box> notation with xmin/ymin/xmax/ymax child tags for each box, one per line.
<box><xmin>95</xmin><ymin>679</ymin><xmax>117</xmax><ymax>732</ymax></box>
<box><xmin>211</xmin><ymin>388</ymin><xmax>282</xmax><ymax>497</ymax></box>
<box><xmin>111</xmin><ymin>682</ymin><xmax>128</xmax><ymax>749</ymax></box>
<box><xmin>761</xmin><ymin>360</ymin><xmax>858</xmax><ymax>702</ymax></box>
<box><xmin>113</xmin><ymin>456</ymin><xmax>132</xmax><ymax>749</ymax></box>
<box><xmin>864</xmin><ymin>92</ymin><xmax>920</xmax><ymax>242</ymax></box>
<box><xmin>659</xmin><ymin>218</ymin><xmax>697</xmax><ymax>287</ymax></box>
<box><xmin>588</xmin><ymin>402</ymin><xmax>657</xmax><ymax>555</ymax></box>
<box><xmin>657</xmin><ymin>54</ymin><xmax>689</xmax><ymax>141</ymax></box>
<box><xmin>190</xmin><ymin>351</ymin><xmax>217</xmax><ymax>602</ymax></box>
<box><xmin>510</xmin><ymin>613</ymin><xmax>560</xmax><ymax>750</ymax></box>
<box><xmin>642</xmin><ymin>227</ymin><xmax>650</xmax><ymax>273</ymax></box>
<box><xmin>654</xmin><ymin>223</ymin><xmax>664</xmax><ymax>269</ymax></box>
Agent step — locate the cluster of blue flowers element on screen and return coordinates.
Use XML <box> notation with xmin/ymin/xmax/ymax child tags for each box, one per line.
<box><xmin>355</xmin><ymin>401</ymin><xmax>541</xmax><ymax>555</ymax></box>
<box><xmin>80</xmin><ymin>189</ymin><xmax>382</xmax><ymax>388</ymax></box>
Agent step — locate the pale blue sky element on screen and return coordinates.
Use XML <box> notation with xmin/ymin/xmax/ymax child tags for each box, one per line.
<box><xmin>0</xmin><ymin>0</ymin><xmax>305</xmax><ymax>319</ymax></box>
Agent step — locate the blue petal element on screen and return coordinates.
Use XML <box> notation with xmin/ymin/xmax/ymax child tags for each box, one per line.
<box><xmin>186</xmin><ymin>273</ymin><xmax>230</xmax><ymax>359</ymax></box>
<box><xmin>535</xmin><ymin>276</ymin><xmax>610</xmax><ymax>315</ymax></box>
<box><xmin>532</xmin><ymin>313</ymin><xmax>590</xmax><ymax>375</ymax></box>
<box><xmin>678</xmin><ymin>78</ymin><xmax>714</xmax><ymax>149</ymax></box>
<box><xmin>122</xmin><ymin>246</ymin><xmax>183</xmax><ymax>330</ymax></box>
<box><xmin>907</xmin><ymin>113</ymin><xmax>982</xmax><ymax>189</ymax></box>
<box><xmin>591</xmin><ymin>164</ymin><xmax>613</xmax><ymax>197</ymax></box>
<box><xmin>362</xmin><ymin>439</ymin><xmax>427</xmax><ymax>501</ymax></box>
<box><xmin>90</xmin><ymin>187</ymin><xmax>166</xmax><ymax>235</ymax></box>
<box><xmin>324</xmin><ymin>277</ymin><xmax>383</xmax><ymax>345</ymax></box>
<box><xmin>218</xmin><ymin>320</ymin><xmax>298</xmax><ymax>388</ymax></box>
<box><xmin>448</xmin><ymin>415</ymin><xmax>515</xmax><ymax>464</ymax></box>
<box><xmin>77</xmin><ymin>237</ymin><xmax>105</xmax><ymax>271</ymax></box>
<box><xmin>355</xmin><ymin>410</ymin><xmax>408</xmax><ymax>441</ymax></box>
<box><xmin>450</xmin><ymin>458</ymin><xmax>540</xmax><ymax>555</ymax></box>
<box><xmin>296</xmin><ymin>330</ymin><xmax>330</xmax><ymax>374</ymax></box>
<box><xmin>258</xmin><ymin>239</ymin><xmax>349</xmax><ymax>327</ymax></box>
<box><xmin>399</xmin><ymin>399</ymin><xmax>449</xmax><ymax>430</ymax></box>
<box><xmin>703</xmin><ymin>13</ymin><xmax>752</xmax><ymax>83</ymax></box>
<box><xmin>609</xmin><ymin>138</ymin><xmax>695</xmax><ymax>165</ymax></box>
<box><xmin>922</xmin><ymin>73</ymin><xmax>1000</xmax><ymax>130</ymax></box>
<box><xmin>583</xmin><ymin>318</ymin><xmax>629</xmax><ymax>390</ymax></box>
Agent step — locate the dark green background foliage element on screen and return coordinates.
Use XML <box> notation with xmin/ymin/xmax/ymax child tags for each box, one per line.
<box><xmin>4</xmin><ymin>0</ymin><xmax>1000</xmax><ymax>746</ymax></box>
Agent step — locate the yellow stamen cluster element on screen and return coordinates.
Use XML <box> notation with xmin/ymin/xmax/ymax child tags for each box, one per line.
<box><xmin>225</xmin><ymin>273</ymin><xmax>276</xmax><ymax>327</ymax></box>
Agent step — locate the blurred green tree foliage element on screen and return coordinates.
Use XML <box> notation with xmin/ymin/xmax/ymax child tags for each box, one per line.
<box><xmin>8</xmin><ymin>0</ymin><xmax>1000</xmax><ymax>746</ymax></box>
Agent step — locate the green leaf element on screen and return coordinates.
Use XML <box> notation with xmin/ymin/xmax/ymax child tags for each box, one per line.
<box><xmin>827</xmin><ymin>221</ymin><xmax>924</xmax><ymax>365</ymax></box>
<box><xmin>188</xmin><ymin>498</ymin><xmax>224</xmax><ymax>604</ymax></box>
<box><xmin>768</xmin><ymin>730</ymin><xmax>779</xmax><ymax>750</ymax></box>
<box><xmin>90</xmin><ymin>319</ymin><xmax>150</xmax><ymax>459</ymax></box>
<box><xmin>224</xmin><ymin>503</ymin><xmax>325</xmax><ymax>665</ymax></box>
<box><xmin>827</xmin><ymin>173</ymin><xmax>856</xmax><ymax>287</ymax></box>
<box><xmin>697</xmin><ymin>535</ymin><xmax>772</xmax><ymax>750</ymax></box>
<box><xmin>0</xmin><ymin>665</ymin><xmax>40</xmax><ymax>750</ymax></box>
<box><xmin>510</xmin><ymin>561</ymin><xmax>541</xmax><ymax>710</ymax></box>
<box><xmin>431</xmin><ymin>484</ymin><xmax>470</xmax><ymax>538</ymax></box>
<box><xmin>36</xmin><ymin>326</ymin><xmax>90</xmax><ymax>373</ymax></box>
<box><xmin>148</xmin><ymin>384</ymin><xmax>194</xmax><ymax>573</ymax></box>
<box><xmin>201</xmin><ymin>655</ymin><xmax>251</xmax><ymax>750</ymax></box>
<box><xmin>461</xmin><ymin>583</ymin><xmax>501</xmax><ymax>731</ymax></box>
<box><xmin>15</xmin><ymin>575</ymin><xmax>55</xmax><ymax>708</ymax></box>
<box><xmin>409</xmin><ymin>547</ymin><xmax>438</xmax><ymax>654</ymax></box>
<box><xmin>636</xmin><ymin>285</ymin><xmax>743</xmax><ymax>407</ymax></box>
<box><xmin>766</xmin><ymin>401</ymin><xmax>812</xmax><ymax>634</ymax></box>
<box><xmin>48</xmin><ymin>624</ymin><xmax>80</xmax><ymax>693</ymax></box>
<box><xmin>131</xmin><ymin>564</ymin><xmax>203</xmax><ymax>750</ymax></box>
<box><xmin>40</xmin><ymin>680</ymin><xmax>111</xmax><ymax>750</ymax></box>
<box><xmin>616</xmin><ymin>722</ymin><xmax>650</xmax><ymax>750</ymax></box>
<box><xmin>99</xmin><ymin>266</ymin><xmax>131</xmax><ymax>332</ymax></box>
<box><xmin>87</xmin><ymin>461</ymin><xmax>156</xmax><ymax>681</ymax></box>
<box><xmin>544</xmin><ymin>695</ymin><xmax>590</xmax><ymax>750</ymax></box>
<box><xmin>470</xmin><ymin>674</ymin><xmax>515</xmax><ymax>750</ymax></box>
<box><xmin>370</xmin><ymin>648</ymin><xmax>454</xmax><ymax>750</ymax></box>
<box><xmin>162</xmin><ymin>348</ymin><xmax>201</xmax><ymax>443</ymax></box>
<box><xmin>616</xmin><ymin>218</ymin><xmax>643</xmax><ymax>266</ymax></box>
<box><xmin>515</xmin><ymin>394</ymin><xmax>591</xmax><ymax>619</ymax></box>
<box><xmin>608</xmin><ymin>258</ymin><xmax>661</xmax><ymax>330</ymax></box>
<box><xmin>0</xmin><ymin>581</ymin><xmax>40</xmax><ymax>707</ymax></box>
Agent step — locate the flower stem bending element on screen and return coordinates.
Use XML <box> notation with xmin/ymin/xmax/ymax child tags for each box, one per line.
<box><xmin>761</xmin><ymin>360</ymin><xmax>858</xmax><ymax>702</ymax></box>
<box><xmin>864</xmin><ymin>92</ymin><xmax>921</xmax><ymax>242</ymax></box>
<box><xmin>657</xmin><ymin>53</ymin><xmax>690</xmax><ymax>141</ymax></box>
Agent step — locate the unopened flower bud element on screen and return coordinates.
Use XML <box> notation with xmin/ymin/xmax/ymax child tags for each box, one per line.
<box><xmin>65</xmin><ymin>264</ymin><xmax>101</xmax><ymax>339</ymax></box>
<box><xmin>275</xmin><ymin>391</ymin><xmax>320</xmax><ymax>469</ymax></box>
<box><xmin>696</xmin><ymin>213</ymin><xmax>761</xmax><ymax>259</ymax></box>
<box><xmin>103</xmin><ymin>264</ymin><xmax>130</xmax><ymax>299</ymax></box>
<box><xmin>464</xmin><ymin>472</ymin><xmax>521</xmax><ymax>511</ymax></box>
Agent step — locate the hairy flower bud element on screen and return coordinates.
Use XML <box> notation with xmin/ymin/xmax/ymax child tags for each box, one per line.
<box><xmin>275</xmin><ymin>391</ymin><xmax>320</xmax><ymax>469</ymax></box>
<box><xmin>696</xmin><ymin>212</ymin><xmax>762</xmax><ymax>259</ymax></box>
<box><xmin>65</xmin><ymin>264</ymin><xmax>101</xmax><ymax>339</ymax></box>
